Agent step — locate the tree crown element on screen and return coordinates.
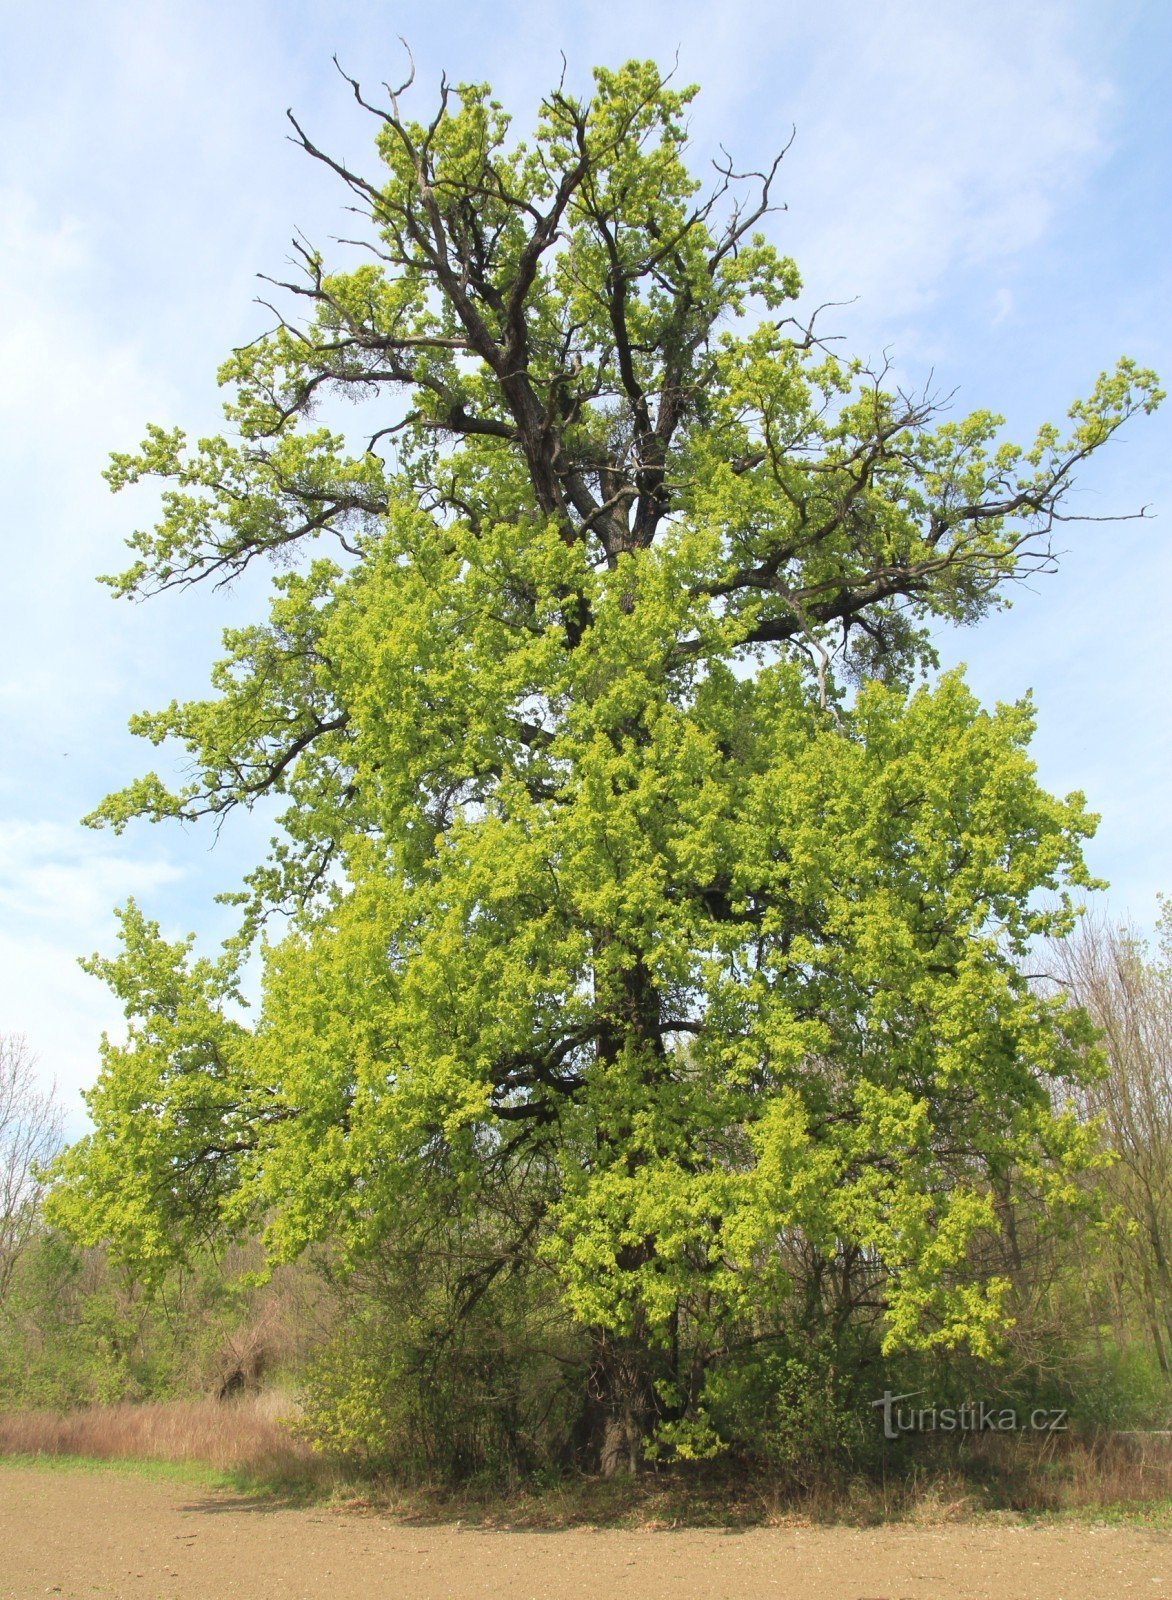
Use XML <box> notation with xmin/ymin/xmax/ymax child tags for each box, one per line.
<box><xmin>52</xmin><ymin>59</ymin><xmax>1159</xmax><ymax>1389</ymax></box>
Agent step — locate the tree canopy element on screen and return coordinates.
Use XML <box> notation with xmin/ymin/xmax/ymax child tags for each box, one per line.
<box><xmin>49</xmin><ymin>56</ymin><xmax>1161</xmax><ymax>1472</ymax></box>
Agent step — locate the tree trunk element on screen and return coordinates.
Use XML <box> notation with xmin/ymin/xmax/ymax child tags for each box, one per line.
<box><xmin>580</xmin><ymin>937</ymin><xmax>665</xmax><ymax>1477</ymax></box>
<box><xmin>589</xmin><ymin>1334</ymin><xmax>652</xmax><ymax>1477</ymax></box>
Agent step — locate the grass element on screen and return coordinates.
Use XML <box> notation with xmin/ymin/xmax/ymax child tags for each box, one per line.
<box><xmin>0</xmin><ymin>1393</ymin><xmax>339</xmax><ymax>1495</ymax></box>
<box><xmin>344</xmin><ymin>1444</ymin><xmax>1172</xmax><ymax>1531</ymax></box>
<box><xmin>1</xmin><ymin>1397</ymin><xmax>1170</xmax><ymax>1528</ymax></box>
<box><xmin>0</xmin><ymin>1450</ymin><xmax>237</xmax><ymax>1490</ymax></box>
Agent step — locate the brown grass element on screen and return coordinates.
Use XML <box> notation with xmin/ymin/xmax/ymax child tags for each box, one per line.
<box><xmin>0</xmin><ymin>1393</ymin><xmax>335</xmax><ymax>1489</ymax></box>
<box><xmin>1</xmin><ymin>1400</ymin><xmax>1169</xmax><ymax>1525</ymax></box>
<box><xmin>376</xmin><ymin>1434</ymin><xmax>1172</xmax><ymax>1530</ymax></box>
<box><xmin>980</xmin><ymin>1429</ymin><xmax>1172</xmax><ymax>1517</ymax></box>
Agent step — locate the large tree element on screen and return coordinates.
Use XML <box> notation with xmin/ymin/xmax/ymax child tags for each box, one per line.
<box><xmin>50</xmin><ymin>57</ymin><xmax>1160</xmax><ymax>1472</ymax></box>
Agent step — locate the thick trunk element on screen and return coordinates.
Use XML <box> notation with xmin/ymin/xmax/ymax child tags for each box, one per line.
<box><xmin>600</xmin><ymin>1411</ymin><xmax>642</xmax><ymax>1478</ymax></box>
<box><xmin>588</xmin><ymin>1334</ymin><xmax>653</xmax><ymax>1477</ymax></box>
<box><xmin>582</xmin><ymin>936</ymin><xmax>663</xmax><ymax>1477</ymax></box>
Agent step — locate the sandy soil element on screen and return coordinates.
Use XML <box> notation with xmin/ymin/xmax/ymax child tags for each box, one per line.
<box><xmin>1</xmin><ymin>1463</ymin><xmax>1169</xmax><ymax>1600</ymax></box>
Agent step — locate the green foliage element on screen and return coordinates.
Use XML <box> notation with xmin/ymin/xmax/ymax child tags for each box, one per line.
<box><xmin>47</xmin><ymin>56</ymin><xmax>1163</xmax><ymax>1470</ymax></box>
<box><xmin>53</xmin><ymin>668</ymin><xmax>1107</xmax><ymax>1360</ymax></box>
<box><xmin>47</xmin><ymin>905</ymin><xmax>259</xmax><ymax>1283</ymax></box>
<box><xmin>0</xmin><ymin>1230</ymin><xmax>315</xmax><ymax>1411</ymax></box>
<box><xmin>0</xmin><ymin>1232</ymin><xmax>182</xmax><ymax>1408</ymax></box>
<box><xmin>700</xmin><ymin>1338</ymin><xmax>874</xmax><ymax>1480</ymax></box>
<box><xmin>1059</xmin><ymin>1343</ymin><xmax>1172</xmax><ymax>1432</ymax></box>
<box><xmin>295</xmin><ymin>1257</ymin><xmax>584</xmax><ymax>1483</ymax></box>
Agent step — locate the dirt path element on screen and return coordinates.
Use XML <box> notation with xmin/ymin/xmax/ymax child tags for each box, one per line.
<box><xmin>1</xmin><ymin>1463</ymin><xmax>1169</xmax><ymax>1600</ymax></box>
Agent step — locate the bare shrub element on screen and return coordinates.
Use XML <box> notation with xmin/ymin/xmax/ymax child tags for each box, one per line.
<box><xmin>0</xmin><ymin>1035</ymin><xmax>63</xmax><ymax>1306</ymax></box>
<box><xmin>1051</xmin><ymin>911</ymin><xmax>1172</xmax><ymax>1373</ymax></box>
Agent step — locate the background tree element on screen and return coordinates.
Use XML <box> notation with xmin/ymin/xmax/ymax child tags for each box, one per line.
<box><xmin>0</xmin><ymin>1035</ymin><xmax>62</xmax><ymax>1309</ymax></box>
<box><xmin>1053</xmin><ymin>909</ymin><xmax>1172</xmax><ymax>1374</ymax></box>
<box><xmin>48</xmin><ymin>56</ymin><xmax>1160</xmax><ymax>1473</ymax></box>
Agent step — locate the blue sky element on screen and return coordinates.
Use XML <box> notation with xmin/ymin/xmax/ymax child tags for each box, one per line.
<box><xmin>1</xmin><ymin>0</ymin><xmax>1169</xmax><ymax>1128</ymax></box>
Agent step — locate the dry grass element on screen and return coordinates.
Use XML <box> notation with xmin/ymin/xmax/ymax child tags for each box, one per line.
<box><xmin>991</xmin><ymin>1429</ymin><xmax>1172</xmax><ymax>1518</ymax></box>
<box><xmin>372</xmin><ymin>1434</ymin><xmax>1172</xmax><ymax>1530</ymax></box>
<box><xmin>0</xmin><ymin>1392</ymin><xmax>335</xmax><ymax>1490</ymax></box>
<box><xmin>293</xmin><ymin>1437</ymin><xmax>1172</xmax><ymax>1531</ymax></box>
<box><xmin>773</xmin><ymin>1432</ymin><xmax>1172</xmax><ymax>1528</ymax></box>
<box><xmin>1</xmin><ymin>1400</ymin><xmax>1170</xmax><ymax>1526</ymax></box>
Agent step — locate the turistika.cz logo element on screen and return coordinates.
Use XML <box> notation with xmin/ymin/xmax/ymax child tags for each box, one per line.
<box><xmin>871</xmin><ymin>1390</ymin><xmax>1069</xmax><ymax>1441</ymax></box>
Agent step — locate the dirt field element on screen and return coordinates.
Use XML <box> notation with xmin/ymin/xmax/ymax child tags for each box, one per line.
<box><xmin>1</xmin><ymin>1463</ymin><xmax>1169</xmax><ymax>1600</ymax></box>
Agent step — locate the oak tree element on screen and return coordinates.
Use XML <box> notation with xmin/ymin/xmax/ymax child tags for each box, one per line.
<box><xmin>49</xmin><ymin>57</ymin><xmax>1161</xmax><ymax>1472</ymax></box>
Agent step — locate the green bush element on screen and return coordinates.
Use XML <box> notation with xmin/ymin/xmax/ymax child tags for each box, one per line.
<box><xmin>700</xmin><ymin>1334</ymin><xmax>876</xmax><ymax>1482</ymax></box>
<box><xmin>0</xmin><ymin>1230</ymin><xmax>318</xmax><ymax>1411</ymax></box>
<box><xmin>295</xmin><ymin>1262</ymin><xmax>584</xmax><ymax>1484</ymax></box>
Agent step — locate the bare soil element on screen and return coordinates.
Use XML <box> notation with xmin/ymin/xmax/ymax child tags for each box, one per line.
<box><xmin>1</xmin><ymin>1462</ymin><xmax>1169</xmax><ymax>1599</ymax></box>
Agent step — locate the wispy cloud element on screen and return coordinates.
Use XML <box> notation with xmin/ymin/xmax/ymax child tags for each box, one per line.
<box><xmin>459</xmin><ymin>0</ymin><xmax>1114</xmax><ymax>330</ymax></box>
<box><xmin>0</xmin><ymin>822</ymin><xmax>186</xmax><ymax>1126</ymax></box>
<box><xmin>773</xmin><ymin>4</ymin><xmax>1111</xmax><ymax>327</ymax></box>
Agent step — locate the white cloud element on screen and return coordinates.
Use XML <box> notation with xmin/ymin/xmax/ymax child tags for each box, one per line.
<box><xmin>747</xmin><ymin>4</ymin><xmax>1109</xmax><ymax>336</ymax></box>
<box><xmin>476</xmin><ymin>0</ymin><xmax>1114</xmax><ymax>329</ymax></box>
<box><xmin>0</xmin><ymin>821</ymin><xmax>186</xmax><ymax>1128</ymax></box>
<box><xmin>0</xmin><ymin>821</ymin><xmax>182</xmax><ymax>929</ymax></box>
<box><xmin>990</xmin><ymin>288</ymin><xmax>1016</xmax><ymax>328</ymax></box>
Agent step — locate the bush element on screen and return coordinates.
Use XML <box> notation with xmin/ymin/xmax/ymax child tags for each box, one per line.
<box><xmin>295</xmin><ymin>1260</ymin><xmax>584</xmax><ymax>1484</ymax></box>
<box><xmin>700</xmin><ymin>1334</ymin><xmax>877</xmax><ymax>1483</ymax></box>
<box><xmin>0</xmin><ymin>1231</ymin><xmax>322</xmax><ymax>1411</ymax></box>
